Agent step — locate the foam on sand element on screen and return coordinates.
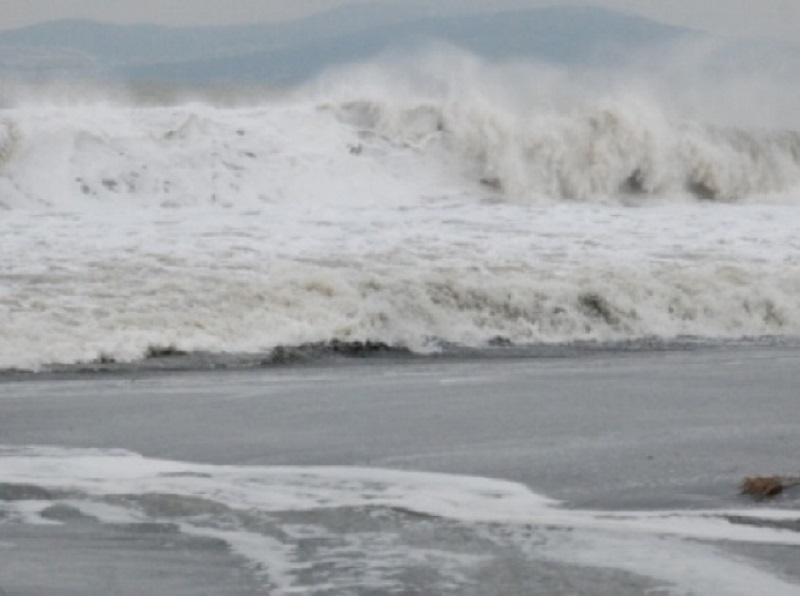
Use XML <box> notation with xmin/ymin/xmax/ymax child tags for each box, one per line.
<box><xmin>0</xmin><ymin>446</ymin><xmax>798</xmax><ymax>595</ymax></box>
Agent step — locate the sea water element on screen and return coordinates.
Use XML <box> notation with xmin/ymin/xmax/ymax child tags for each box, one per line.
<box><xmin>1</xmin><ymin>54</ymin><xmax>800</xmax><ymax>371</ymax></box>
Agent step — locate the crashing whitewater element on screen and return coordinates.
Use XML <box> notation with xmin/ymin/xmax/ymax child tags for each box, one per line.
<box><xmin>1</xmin><ymin>57</ymin><xmax>800</xmax><ymax>371</ymax></box>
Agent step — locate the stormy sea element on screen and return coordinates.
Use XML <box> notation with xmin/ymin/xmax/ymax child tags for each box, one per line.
<box><xmin>1</xmin><ymin>52</ymin><xmax>799</xmax><ymax>594</ymax></box>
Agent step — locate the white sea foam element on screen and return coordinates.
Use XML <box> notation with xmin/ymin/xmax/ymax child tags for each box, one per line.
<box><xmin>1</xmin><ymin>446</ymin><xmax>799</xmax><ymax>594</ymax></box>
<box><xmin>332</xmin><ymin>95</ymin><xmax>800</xmax><ymax>202</ymax></box>
<box><xmin>0</xmin><ymin>118</ymin><xmax>18</xmax><ymax>166</ymax></box>
<box><xmin>0</xmin><ymin>60</ymin><xmax>799</xmax><ymax>370</ymax></box>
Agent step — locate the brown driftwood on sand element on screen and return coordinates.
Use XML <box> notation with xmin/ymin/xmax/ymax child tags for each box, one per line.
<box><xmin>740</xmin><ymin>475</ymin><xmax>800</xmax><ymax>500</ymax></box>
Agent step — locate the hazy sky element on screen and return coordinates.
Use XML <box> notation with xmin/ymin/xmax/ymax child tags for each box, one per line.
<box><xmin>0</xmin><ymin>0</ymin><xmax>797</xmax><ymax>42</ymax></box>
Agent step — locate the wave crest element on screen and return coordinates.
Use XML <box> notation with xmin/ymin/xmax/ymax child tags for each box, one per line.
<box><xmin>3</xmin><ymin>261</ymin><xmax>799</xmax><ymax>371</ymax></box>
<box><xmin>0</xmin><ymin>119</ymin><xmax>20</xmax><ymax>167</ymax></box>
<box><xmin>334</xmin><ymin>96</ymin><xmax>800</xmax><ymax>202</ymax></box>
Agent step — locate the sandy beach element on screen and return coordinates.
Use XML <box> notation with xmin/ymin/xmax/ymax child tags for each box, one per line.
<box><xmin>2</xmin><ymin>346</ymin><xmax>799</xmax><ymax>594</ymax></box>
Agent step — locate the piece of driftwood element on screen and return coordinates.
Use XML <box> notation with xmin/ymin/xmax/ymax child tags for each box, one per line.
<box><xmin>740</xmin><ymin>475</ymin><xmax>800</xmax><ymax>500</ymax></box>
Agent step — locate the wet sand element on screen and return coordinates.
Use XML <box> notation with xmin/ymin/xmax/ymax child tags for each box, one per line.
<box><xmin>1</xmin><ymin>346</ymin><xmax>799</xmax><ymax>593</ymax></box>
<box><xmin>3</xmin><ymin>346</ymin><xmax>799</xmax><ymax>507</ymax></box>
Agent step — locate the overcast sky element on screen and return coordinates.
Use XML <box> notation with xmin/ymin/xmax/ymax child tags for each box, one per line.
<box><xmin>0</xmin><ymin>0</ymin><xmax>797</xmax><ymax>42</ymax></box>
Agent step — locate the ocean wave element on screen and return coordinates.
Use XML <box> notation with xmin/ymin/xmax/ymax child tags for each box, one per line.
<box><xmin>333</xmin><ymin>96</ymin><xmax>800</xmax><ymax>202</ymax></box>
<box><xmin>3</xmin><ymin>261</ymin><xmax>799</xmax><ymax>371</ymax></box>
<box><xmin>0</xmin><ymin>87</ymin><xmax>797</xmax><ymax>210</ymax></box>
<box><xmin>0</xmin><ymin>67</ymin><xmax>798</xmax><ymax>372</ymax></box>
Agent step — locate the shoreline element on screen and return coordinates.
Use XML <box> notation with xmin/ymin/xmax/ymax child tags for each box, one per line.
<box><xmin>3</xmin><ymin>334</ymin><xmax>799</xmax><ymax>382</ymax></box>
<box><xmin>2</xmin><ymin>344</ymin><xmax>799</xmax><ymax>509</ymax></box>
<box><xmin>2</xmin><ymin>345</ymin><xmax>799</xmax><ymax>593</ymax></box>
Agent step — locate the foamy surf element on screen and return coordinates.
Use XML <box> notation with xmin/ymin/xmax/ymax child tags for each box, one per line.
<box><xmin>1</xmin><ymin>446</ymin><xmax>798</xmax><ymax>595</ymax></box>
<box><xmin>2</xmin><ymin>197</ymin><xmax>800</xmax><ymax>371</ymax></box>
<box><xmin>331</xmin><ymin>96</ymin><xmax>800</xmax><ymax>203</ymax></box>
<box><xmin>1</xmin><ymin>87</ymin><xmax>799</xmax><ymax>209</ymax></box>
<box><xmin>1</xmin><ymin>56</ymin><xmax>799</xmax><ymax>371</ymax></box>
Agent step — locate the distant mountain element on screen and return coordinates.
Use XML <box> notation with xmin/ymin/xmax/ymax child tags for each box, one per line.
<box><xmin>0</xmin><ymin>4</ymin><xmax>796</xmax><ymax>85</ymax></box>
<box><xmin>0</xmin><ymin>2</ymin><xmax>421</xmax><ymax>67</ymax></box>
<box><xmin>121</xmin><ymin>5</ymin><xmax>696</xmax><ymax>84</ymax></box>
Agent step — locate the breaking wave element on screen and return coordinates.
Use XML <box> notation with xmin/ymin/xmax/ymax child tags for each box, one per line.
<box><xmin>335</xmin><ymin>97</ymin><xmax>800</xmax><ymax>202</ymax></box>
<box><xmin>3</xmin><ymin>259</ymin><xmax>800</xmax><ymax>372</ymax></box>
<box><xmin>0</xmin><ymin>60</ymin><xmax>798</xmax><ymax>207</ymax></box>
<box><xmin>1</xmin><ymin>58</ymin><xmax>799</xmax><ymax>371</ymax></box>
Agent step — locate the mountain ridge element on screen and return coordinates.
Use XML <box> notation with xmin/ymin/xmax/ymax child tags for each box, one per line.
<box><xmin>0</xmin><ymin>4</ymin><xmax>796</xmax><ymax>85</ymax></box>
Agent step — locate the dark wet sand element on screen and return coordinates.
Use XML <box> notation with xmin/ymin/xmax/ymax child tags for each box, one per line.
<box><xmin>2</xmin><ymin>346</ymin><xmax>799</xmax><ymax>507</ymax></box>
<box><xmin>0</xmin><ymin>522</ymin><xmax>263</xmax><ymax>596</ymax></box>
<box><xmin>1</xmin><ymin>346</ymin><xmax>799</xmax><ymax>593</ymax></box>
